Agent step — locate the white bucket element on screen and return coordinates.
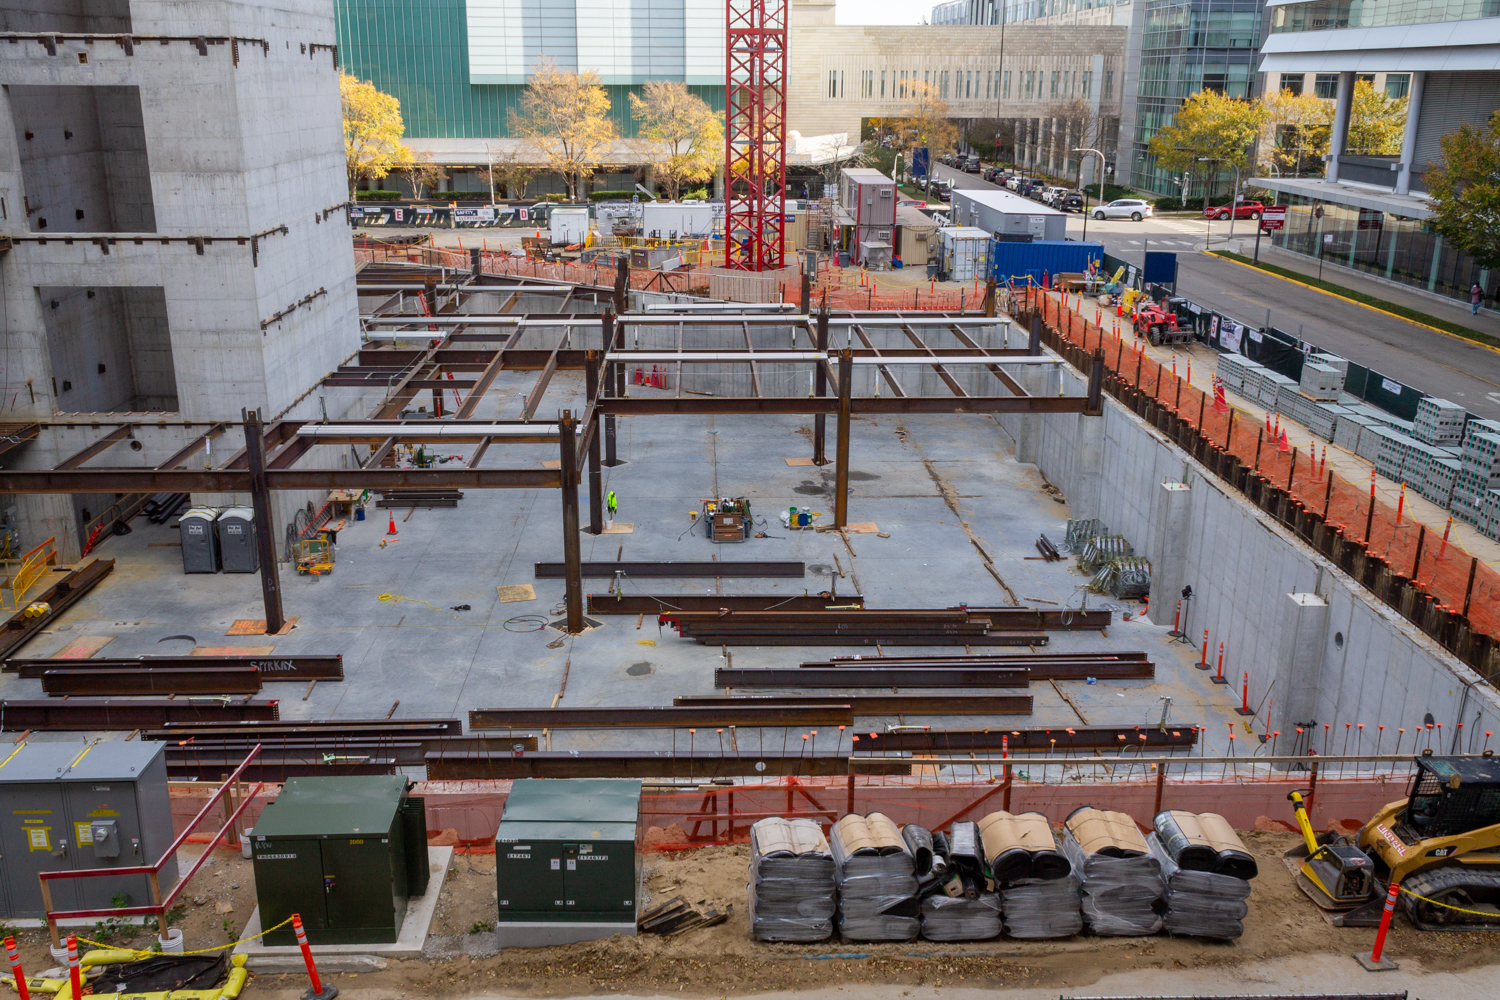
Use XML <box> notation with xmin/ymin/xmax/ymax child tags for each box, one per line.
<box><xmin>158</xmin><ymin>928</ymin><xmax>184</xmax><ymax>954</ymax></box>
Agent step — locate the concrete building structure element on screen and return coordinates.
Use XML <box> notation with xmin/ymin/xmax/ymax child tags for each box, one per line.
<box><xmin>0</xmin><ymin>0</ymin><xmax>360</xmax><ymax>558</ymax></box>
<box><xmin>1254</xmin><ymin>0</ymin><xmax>1500</xmax><ymax>309</ymax></box>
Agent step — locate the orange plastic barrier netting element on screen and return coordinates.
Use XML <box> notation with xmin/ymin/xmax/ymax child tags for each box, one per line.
<box><xmin>1028</xmin><ymin>288</ymin><xmax>1500</xmax><ymax>640</ymax></box>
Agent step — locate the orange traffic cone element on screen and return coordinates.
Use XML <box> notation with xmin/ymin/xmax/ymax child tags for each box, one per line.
<box><xmin>387</xmin><ymin>513</ymin><xmax>398</xmax><ymax>535</ymax></box>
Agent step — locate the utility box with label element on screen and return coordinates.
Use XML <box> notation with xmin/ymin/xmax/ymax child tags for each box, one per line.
<box><xmin>495</xmin><ymin>779</ymin><xmax>641</xmax><ymax>947</ymax></box>
<box><xmin>216</xmin><ymin>507</ymin><xmax>259</xmax><ymax>573</ymax></box>
<box><xmin>179</xmin><ymin>507</ymin><xmax>220</xmax><ymax>573</ymax></box>
<box><xmin>0</xmin><ymin>741</ymin><xmax>177</xmax><ymax>919</ymax></box>
<box><xmin>251</xmin><ymin>775</ymin><xmax>428</xmax><ymax>945</ymax></box>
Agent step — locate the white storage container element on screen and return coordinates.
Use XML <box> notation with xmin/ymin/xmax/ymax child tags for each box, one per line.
<box><xmin>550</xmin><ymin>207</ymin><xmax>591</xmax><ymax>245</ymax></box>
<box><xmin>940</xmin><ymin>226</ymin><xmax>991</xmax><ymax>282</ymax></box>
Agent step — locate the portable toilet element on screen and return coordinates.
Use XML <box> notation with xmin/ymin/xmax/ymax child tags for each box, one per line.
<box><xmin>217</xmin><ymin>506</ymin><xmax>259</xmax><ymax>573</ymax></box>
<box><xmin>179</xmin><ymin>507</ymin><xmax>220</xmax><ymax>573</ymax></box>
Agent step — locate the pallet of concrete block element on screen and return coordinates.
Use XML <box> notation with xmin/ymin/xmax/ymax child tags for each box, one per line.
<box><xmin>912</xmin><ymin>822</ymin><xmax>1002</xmax><ymax>941</ymax></box>
<box><xmin>1060</xmin><ymin>807</ymin><xmax>1164</xmax><ymax>936</ymax></box>
<box><xmin>1299</xmin><ymin>360</ymin><xmax>1344</xmax><ymax>401</ymax></box>
<box><xmin>1215</xmin><ymin>354</ymin><xmax>1263</xmax><ymax>396</ymax></box>
<box><xmin>747</xmin><ymin>817</ymin><xmax>836</xmax><ymax>941</ymax></box>
<box><xmin>1148</xmin><ymin>810</ymin><xmax>1257</xmax><ymax>939</ymax></box>
<box><xmin>1333</xmin><ymin>412</ymin><xmax>1379</xmax><ymax>455</ymax></box>
<box><xmin>1414</xmin><ymin>397</ymin><xmax>1467</xmax><ymax>446</ymax></box>
<box><xmin>1260</xmin><ymin>371</ymin><xmax>1297</xmax><ymax>410</ymax></box>
<box><xmin>1422</xmin><ymin>456</ymin><xmax>1461</xmax><ymax>506</ymax></box>
<box><xmin>976</xmin><ymin>810</ymin><xmax>1083</xmax><ymax>939</ymax></box>
<box><xmin>830</xmin><ymin>813</ymin><xmax>919</xmax><ymax>941</ymax></box>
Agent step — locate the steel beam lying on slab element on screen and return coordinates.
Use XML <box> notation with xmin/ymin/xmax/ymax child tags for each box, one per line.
<box><xmin>961</xmin><ymin>606</ymin><xmax>1113</xmax><ymax>630</ymax></box>
<box><xmin>823</xmin><ymin>650</ymin><xmax>1147</xmax><ymax>663</ymax></box>
<box><xmin>469</xmin><ymin>705</ymin><xmax>854</xmax><ymax>729</ymax></box>
<box><xmin>0</xmin><ymin>698</ymin><xmax>280</xmax><ymax>730</ymax></box>
<box><xmin>536</xmin><ymin>561</ymin><xmax>805</xmax><ymax>579</ymax></box>
<box><xmin>0</xmin><ymin>559</ymin><xmax>114</xmax><ymax>660</ymax></box>
<box><xmin>857</xmin><ymin>725</ymin><xmax>1200</xmax><ymax>753</ymax></box>
<box><xmin>587</xmin><ymin>594</ymin><xmax>861</xmax><ymax>614</ymax></box>
<box><xmin>166</xmin><ymin>753</ymin><xmax>397</xmax><ymax>780</ymax></box>
<box><xmin>0</xmin><ymin>468</ymin><xmax>562</xmax><ymax>493</ymax></box>
<box><xmin>800</xmin><ymin>657</ymin><xmax>1154</xmax><ymax>680</ymax></box>
<box><xmin>673</xmin><ymin>695</ymin><xmax>1034</xmax><ymax>715</ymax></box>
<box><xmin>425</xmin><ymin>750</ymin><xmax>915</xmax><ymax>780</ymax></box>
<box><xmin>7</xmin><ymin>654</ymin><xmax>344</xmax><ymax>679</ymax></box>
<box><xmin>146</xmin><ymin>719</ymin><xmax>464</xmax><ymax>739</ymax></box>
<box><xmin>41</xmin><ymin>665</ymin><xmax>262</xmax><ymax>696</ymax></box>
<box><xmin>715</xmin><ymin>667</ymin><xmax>1031</xmax><ymax>688</ymax></box>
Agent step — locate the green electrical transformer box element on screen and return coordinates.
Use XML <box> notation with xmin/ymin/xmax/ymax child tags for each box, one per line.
<box><xmin>495</xmin><ymin>779</ymin><xmax>641</xmax><ymax>946</ymax></box>
<box><xmin>251</xmin><ymin>775</ymin><xmax>428</xmax><ymax>945</ymax></box>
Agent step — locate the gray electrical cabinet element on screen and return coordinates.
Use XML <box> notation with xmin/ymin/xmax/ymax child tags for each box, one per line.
<box><xmin>216</xmin><ymin>507</ymin><xmax>258</xmax><ymax>573</ymax></box>
<box><xmin>0</xmin><ymin>741</ymin><xmax>178</xmax><ymax>918</ymax></box>
<box><xmin>179</xmin><ymin>507</ymin><xmax>220</xmax><ymax>573</ymax></box>
<box><xmin>495</xmin><ymin>779</ymin><xmax>641</xmax><ymax>947</ymax></box>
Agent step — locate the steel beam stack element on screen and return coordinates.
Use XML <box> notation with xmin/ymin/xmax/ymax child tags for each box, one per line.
<box><xmin>661</xmin><ymin>609</ymin><xmax>1051</xmax><ymax>646</ymax></box>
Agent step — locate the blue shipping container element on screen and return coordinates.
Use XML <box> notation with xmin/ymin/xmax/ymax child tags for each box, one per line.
<box><xmin>990</xmin><ymin>240</ymin><xmax>1104</xmax><ymax>286</ymax></box>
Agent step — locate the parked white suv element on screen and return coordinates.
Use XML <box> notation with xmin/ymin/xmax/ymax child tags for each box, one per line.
<box><xmin>1042</xmin><ymin>186</ymin><xmax>1069</xmax><ymax>207</ymax></box>
<box><xmin>1092</xmin><ymin>198</ymin><xmax>1153</xmax><ymax>222</ymax></box>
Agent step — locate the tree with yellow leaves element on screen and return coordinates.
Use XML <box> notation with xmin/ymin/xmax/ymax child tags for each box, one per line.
<box><xmin>890</xmin><ymin>81</ymin><xmax>959</xmax><ymax>193</ymax></box>
<box><xmin>1259</xmin><ymin>87</ymin><xmax>1329</xmax><ymax>177</ymax></box>
<box><xmin>341</xmin><ymin>73</ymin><xmax>410</xmax><ymax>198</ymax></box>
<box><xmin>630</xmin><ymin>81</ymin><xmax>723</xmax><ymax>201</ymax></box>
<box><xmin>511</xmin><ymin>59</ymin><xmax>617</xmax><ymax>200</ymax></box>
<box><xmin>1148</xmin><ymin>90</ymin><xmax>1269</xmax><ymax>210</ymax></box>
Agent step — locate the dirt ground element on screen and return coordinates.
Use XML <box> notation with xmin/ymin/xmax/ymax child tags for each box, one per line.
<box><xmin>10</xmin><ymin>833</ymin><xmax>1497</xmax><ymax>997</ymax></box>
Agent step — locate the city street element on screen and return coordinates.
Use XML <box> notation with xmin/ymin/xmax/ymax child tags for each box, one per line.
<box><xmin>933</xmin><ymin>163</ymin><xmax>1500</xmax><ymax>420</ymax></box>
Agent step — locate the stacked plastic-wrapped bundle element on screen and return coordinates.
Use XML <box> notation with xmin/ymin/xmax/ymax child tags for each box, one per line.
<box><xmin>1061</xmin><ymin>807</ymin><xmax>1165</xmax><ymax>936</ymax></box>
<box><xmin>916</xmin><ymin>821</ymin><xmax>1002</xmax><ymax>940</ymax></box>
<box><xmin>747</xmin><ymin>817</ymin><xmax>836</xmax><ymax>941</ymax></box>
<box><xmin>830</xmin><ymin>813</ymin><xmax>919</xmax><ymax>941</ymax></box>
<box><xmin>979</xmin><ymin>810</ymin><xmax>1082</xmax><ymax>939</ymax></box>
<box><xmin>1148</xmin><ymin>811</ymin><xmax>1257</xmax><ymax>940</ymax></box>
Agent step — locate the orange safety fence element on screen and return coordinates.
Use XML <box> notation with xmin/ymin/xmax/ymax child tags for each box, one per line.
<box><xmin>1024</xmin><ymin>286</ymin><xmax>1500</xmax><ymax>649</ymax></box>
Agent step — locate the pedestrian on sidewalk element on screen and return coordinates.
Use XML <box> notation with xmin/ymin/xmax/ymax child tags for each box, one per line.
<box><xmin>1473</xmin><ymin>282</ymin><xmax>1484</xmax><ymax>315</ymax></box>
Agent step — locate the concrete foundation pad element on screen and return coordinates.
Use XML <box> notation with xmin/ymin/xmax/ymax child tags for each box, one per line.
<box><xmin>1354</xmin><ymin>952</ymin><xmax>1400</xmax><ymax>971</ymax></box>
<box><xmin>234</xmin><ymin>847</ymin><xmax>451</xmax><ymax>965</ymax></box>
<box><xmin>493</xmin><ymin>921</ymin><xmax>637</xmax><ymax>948</ymax></box>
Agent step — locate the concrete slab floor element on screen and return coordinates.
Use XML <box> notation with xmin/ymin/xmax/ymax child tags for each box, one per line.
<box><xmin>5</xmin><ymin>373</ymin><xmax>1255</xmax><ymax>759</ymax></box>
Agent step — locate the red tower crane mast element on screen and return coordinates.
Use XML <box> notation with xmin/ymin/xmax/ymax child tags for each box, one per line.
<box><xmin>724</xmin><ymin>0</ymin><xmax>788</xmax><ymax>271</ymax></box>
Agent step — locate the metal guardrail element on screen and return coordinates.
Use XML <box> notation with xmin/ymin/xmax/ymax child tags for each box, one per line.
<box><xmin>0</xmin><ymin>536</ymin><xmax>55</xmax><ymax>609</ymax></box>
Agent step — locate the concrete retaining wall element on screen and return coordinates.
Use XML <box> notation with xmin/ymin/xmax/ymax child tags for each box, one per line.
<box><xmin>998</xmin><ymin>363</ymin><xmax>1500</xmax><ymax>753</ymax></box>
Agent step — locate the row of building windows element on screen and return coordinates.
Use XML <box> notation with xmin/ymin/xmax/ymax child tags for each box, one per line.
<box><xmin>1274</xmin><ymin>71</ymin><xmax>1411</xmax><ymax>100</ymax></box>
<box><xmin>1271</xmin><ymin>0</ymin><xmax>1500</xmax><ymax>33</ymax></box>
<box><xmin>827</xmin><ymin>66</ymin><xmax>1114</xmax><ymax>102</ymax></box>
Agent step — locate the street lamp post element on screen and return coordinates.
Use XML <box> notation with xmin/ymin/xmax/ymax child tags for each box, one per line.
<box><xmin>1073</xmin><ymin>147</ymin><xmax>1106</xmax><ymax>242</ymax></box>
<box><xmin>1197</xmin><ymin>156</ymin><xmax>1242</xmax><ymax>244</ymax></box>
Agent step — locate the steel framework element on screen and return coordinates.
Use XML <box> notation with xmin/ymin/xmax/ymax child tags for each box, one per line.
<box><xmin>724</xmin><ymin>0</ymin><xmax>787</xmax><ymax>271</ymax></box>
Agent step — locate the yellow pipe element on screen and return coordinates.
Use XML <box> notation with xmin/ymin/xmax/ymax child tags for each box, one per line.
<box><xmin>1289</xmin><ymin>791</ymin><xmax>1320</xmax><ymax>854</ymax></box>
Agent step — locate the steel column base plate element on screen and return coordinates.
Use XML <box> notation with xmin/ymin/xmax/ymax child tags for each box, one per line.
<box><xmin>1353</xmin><ymin>952</ymin><xmax>1398</xmax><ymax>972</ymax></box>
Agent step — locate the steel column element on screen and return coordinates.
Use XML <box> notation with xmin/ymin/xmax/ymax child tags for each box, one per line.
<box><xmin>557</xmin><ymin>410</ymin><xmax>585</xmax><ymax>632</ymax></box>
<box><xmin>813</xmin><ymin>306</ymin><xmax>829</xmax><ymax>465</ymax></box>
<box><xmin>242</xmin><ymin>411</ymin><xmax>284</xmax><ymax>635</ymax></box>
<box><xmin>602</xmin><ymin>312</ymin><xmax>624</xmax><ymax>467</ymax></box>
<box><xmin>834</xmin><ymin>349</ymin><xmax>852</xmax><ymax>527</ymax></box>
<box><xmin>585</xmin><ymin>351</ymin><xmax>604</xmax><ymax>534</ymax></box>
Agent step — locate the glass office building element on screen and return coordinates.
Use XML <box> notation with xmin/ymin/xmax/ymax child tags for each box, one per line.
<box><xmin>1125</xmin><ymin>0</ymin><xmax>1266</xmax><ymax>196</ymax></box>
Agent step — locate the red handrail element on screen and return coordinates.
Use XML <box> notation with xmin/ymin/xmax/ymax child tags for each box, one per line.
<box><xmin>38</xmin><ymin>744</ymin><xmax>262</xmax><ymax>940</ymax></box>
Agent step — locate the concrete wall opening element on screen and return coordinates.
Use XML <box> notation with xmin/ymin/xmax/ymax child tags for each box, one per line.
<box><xmin>0</xmin><ymin>1</ymin><xmax>130</xmax><ymax>32</ymax></box>
<box><xmin>40</xmin><ymin>286</ymin><xmax>179</xmax><ymax>413</ymax></box>
<box><xmin>8</xmin><ymin>85</ymin><xmax>155</xmax><ymax>234</ymax></box>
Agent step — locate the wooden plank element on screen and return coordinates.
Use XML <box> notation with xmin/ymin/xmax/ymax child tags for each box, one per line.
<box><xmin>226</xmin><ymin>616</ymin><xmax>299</xmax><ymax>636</ymax></box>
<box><xmin>50</xmin><ymin>635</ymin><xmax>115</xmax><ymax>659</ymax></box>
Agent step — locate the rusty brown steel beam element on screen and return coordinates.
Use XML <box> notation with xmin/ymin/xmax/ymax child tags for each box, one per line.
<box><xmin>0</xmin><ymin>697</ymin><xmax>280</xmax><ymax>731</ymax></box>
<box><xmin>41</xmin><ymin>665</ymin><xmax>263</xmax><ymax>696</ymax></box>
<box><xmin>0</xmin><ymin>559</ymin><xmax>114</xmax><ymax>660</ymax></box>
<box><xmin>55</xmin><ymin>425</ymin><xmax>133</xmax><ymax>470</ymax></box>
<box><xmin>673</xmin><ymin>694</ymin><xmax>1034</xmax><ymax>715</ymax></box>
<box><xmin>155</xmin><ymin>423</ymin><xmax>227</xmax><ymax>470</ymax></box>
<box><xmin>8</xmin><ymin>654</ymin><xmax>344</xmax><ymax>680</ymax></box>
<box><xmin>596</xmin><ymin>396</ymin><xmax>1089</xmax><ymax>415</ymax></box>
<box><xmin>519</xmin><ymin>350</ymin><xmax>560</xmax><ymax>421</ymax></box>
<box><xmin>0</xmin><ymin>468</ymin><xmax>562</xmax><ymax>493</ymax></box>
<box><xmin>715</xmin><ymin>667</ymin><xmax>1031</xmax><ymax>688</ymax></box>
<box><xmin>587</xmin><ymin>594</ymin><xmax>861</xmax><ymax>614</ymax></box>
<box><xmin>857</xmin><ymin>725</ymin><xmax>1201</xmax><ymax>753</ymax></box>
<box><xmin>425</xmin><ymin>751</ymin><xmax>913</xmax><ymax>780</ymax></box>
<box><xmin>469</xmin><ymin>705</ymin><xmax>855</xmax><ymax>729</ymax></box>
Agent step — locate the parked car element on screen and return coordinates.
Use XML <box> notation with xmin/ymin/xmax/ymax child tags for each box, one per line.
<box><xmin>897</xmin><ymin>197</ymin><xmax>925</xmax><ymax>209</ymax></box>
<box><xmin>963</xmin><ymin>154</ymin><xmax>982</xmax><ymax>172</ymax></box>
<box><xmin>1041</xmin><ymin>186</ymin><xmax>1069</xmax><ymax>207</ymax></box>
<box><xmin>982</xmin><ymin>166</ymin><xmax>1004</xmax><ymax>183</ymax></box>
<box><xmin>1203</xmin><ymin>200</ymin><xmax>1265</xmax><ymax>220</ymax></box>
<box><xmin>1060</xmin><ymin>191</ymin><xmax>1085</xmax><ymax>213</ymax></box>
<box><xmin>935</xmin><ymin>181</ymin><xmax>953</xmax><ymax>202</ymax></box>
<box><xmin>1092</xmin><ymin>198</ymin><xmax>1153</xmax><ymax>221</ymax></box>
<box><xmin>911</xmin><ymin>174</ymin><xmax>928</xmax><ymax>189</ymax></box>
<box><xmin>940</xmin><ymin>152</ymin><xmax>956</xmax><ymax>166</ymax></box>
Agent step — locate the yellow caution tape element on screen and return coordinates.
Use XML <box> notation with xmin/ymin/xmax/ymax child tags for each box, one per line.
<box><xmin>377</xmin><ymin>593</ymin><xmax>461</xmax><ymax>619</ymax></box>
<box><xmin>72</xmin><ymin>916</ymin><xmax>295</xmax><ymax>957</ymax></box>
<box><xmin>1398</xmin><ymin>884</ymin><xmax>1500</xmax><ymax>919</ymax></box>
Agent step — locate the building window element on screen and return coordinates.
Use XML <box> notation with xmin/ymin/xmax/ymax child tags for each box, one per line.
<box><xmin>899</xmin><ymin>70</ymin><xmax>907</xmax><ymax>98</ymax></box>
<box><xmin>829</xmin><ymin>70</ymin><xmax>837</xmax><ymax>98</ymax></box>
<box><xmin>1082</xmin><ymin>70</ymin><xmax>1092</xmax><ymax>97</ymax></box>
<box><xmin>966</xmin><ymin>70</ymin><xmax>973</xmax><ymax>98</ymax></box>
<box><xmin>1003</xmin><ymin>70</ymin><xmax>1011</xmax><ymax>98</ymax></box>
<box><xmin>1385</xmin><ymin>73</ymin><xmax>1410</xmax><ymax>99</ymax></box>
<box><xmin>941</xmin><ymin>70</ymin><xmax>949</xmax><ymax>98</ymax></box>
<box><xmin>1061</xmin><ymin>70</ymin><xmax>1069</xmax><ymax>96</ymax></box>
<box><xmin>1280</xmin><ymin>73</ymin><xmax>1305</xmax><ymax>96</ymax></box>
<box><xmin>1314</xmin><ymin>73</ymin><xmax>1339</xmax><ymax>99</ymax></box>
<box><xmin>1356</xmin><ymin>73</ymin><xmax>1375</xmax><ymax>86</ymax></box>
<box><xmin>1050</xmin><ymin>71</ymin><xmax>1059</xmax><ymax>97</ymax></box>
<box><xmin>840</xmin><ymin>71</ymin><xmax>846</xmax><ymax>97</ymax></box>
<box><xmin>1103</xmin><ymin>70</ymin><xmax>1112</xmax><ymax>98</ymax></box>
<box><xmin>1025</xmin><ymin>71</ymin><xmax>1033</xmax><ymax>99</ymax></box>
<box><xmin>985</xmin><ymin>71</ymin><xmax>991</xmax><ymax>99</ymax></box>
<box><xmin>880</xmin><ymin>70</ymin><xmax>886</xmax><ymax>98</ymax></box>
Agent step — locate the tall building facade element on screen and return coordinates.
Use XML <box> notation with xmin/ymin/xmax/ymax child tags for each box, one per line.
<box><xmin>1254</xmin><ymin>0</ymin><xmax>1500</xmax><ymax>308</ymax></box>
<box><xmin>1120</xmin><ymin>0</ymin><xmax>1267</xmax><ymax>196</ymax></box>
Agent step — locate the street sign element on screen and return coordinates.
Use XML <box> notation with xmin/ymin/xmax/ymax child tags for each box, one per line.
<box><xmin>1260</xmin><ymin>206</ymin><xmax>1287</xmax><ymax>231</ymax></box>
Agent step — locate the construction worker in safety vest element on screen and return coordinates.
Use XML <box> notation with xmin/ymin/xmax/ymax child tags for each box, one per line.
<box><xmin>606</xmin><ymin>490</ymin><xmax>618</xmax><ymax>528</ymax></box>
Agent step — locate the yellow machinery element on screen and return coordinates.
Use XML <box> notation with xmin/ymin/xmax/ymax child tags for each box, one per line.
<box><xmin>1288</xmin><ymin>753</ymin><xmax>1500</xmax><ymax>928</ymax></box>
<box><xmin>3</xmin><ymin>952</ymin><xmax>248</xmax><ymax>1000</ymax></box>
<box><xmin>294</xmin><ymin>532</ymin><xmax>335</xmax><ymax>576</ymax></box>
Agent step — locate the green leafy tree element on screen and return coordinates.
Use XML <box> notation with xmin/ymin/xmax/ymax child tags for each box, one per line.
<box><xmin>1148</xmin><ymin>90</ymin><xmax>1270</xmax><ymax>210</ymax></box>
<box><xmin>1340</xmin><ymin>79</ymin><xmax>1408</xmax><ymax>156</ymax></box>
<box><xmin>1260</xmin><ymin>88</ymin><xmax>1330</xmax><ymax>176</ymax></box>
<box><xmin>1427</xmin><ymin>111</ymin><xmax>1500</xmax><ymax>270</ymax></box>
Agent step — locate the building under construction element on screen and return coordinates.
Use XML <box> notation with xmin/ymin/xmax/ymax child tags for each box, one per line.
<box><xmin>0</xmin><ymin>0</ymin><xmax>1496</xmax><ymax>992</ymax></box>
